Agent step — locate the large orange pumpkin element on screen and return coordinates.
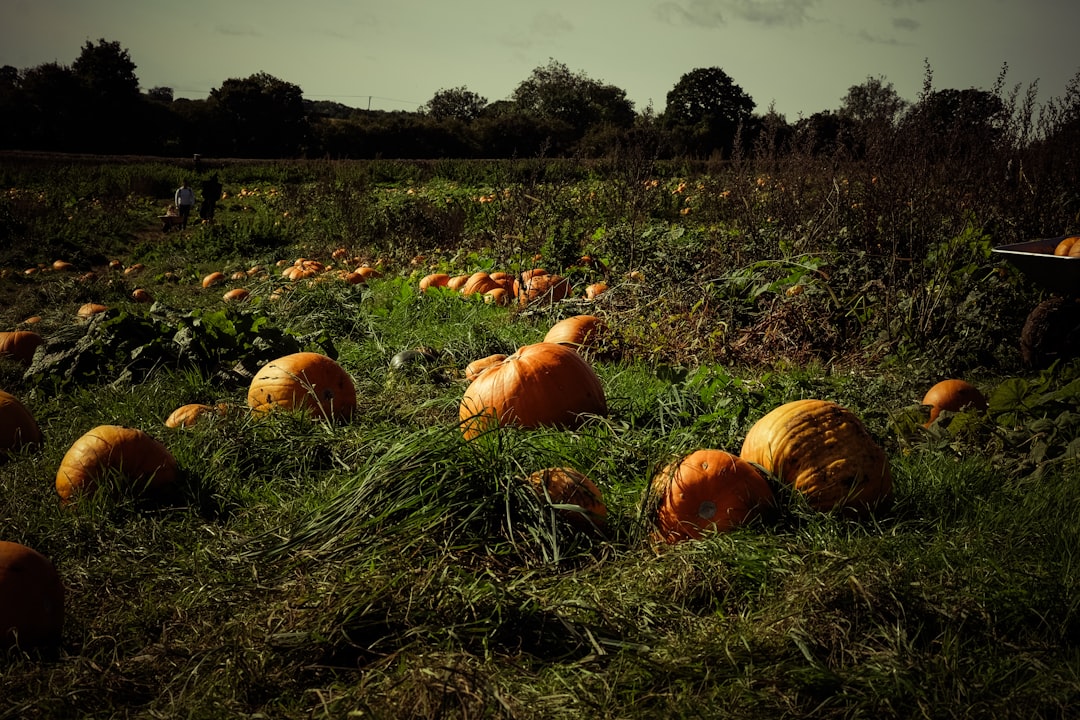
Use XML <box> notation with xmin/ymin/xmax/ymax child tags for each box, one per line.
<box><xmin>464</xmin><ymin>353</ymin><xmax>508</xmax><ymax>382</ymax></box>
<box><xmin>0</xmin><ymin>541</ymin><xmax>64</xmax><ymax>649</ymax></box>
<box><xmin>544</xmin><ymin>315</ymin><xmax>606</xmax><ymax>353</ymax></box>
<box><xmin>460</xmin><ymin>271</ymin><xmax>500</xmax><ymax>297</ymax></box>
<box><xmin>0</xmin><ymin>390</ymin><xmax>43</xmax><ymax>454</ymax></box>
<box><xmin>649</xmin><ymin>449</ymin><xmax>774</xmax><ymax>543</ymax></box>
<box><xmin>740</xmin><ymin>399</ymin><xmax>891</xmax><ymax>514</ymax></box>
<box><xmin>525</xmin><ymin>467</ymin><xmax>607</xmax><ymax>532</ymax></box>
<box><xmin>248</xmin><ymin>352</ymin><xmax>356</xmax><ymax>420</ymax></box>
<box><xmin>516</xmin><ymin>273</ymin><xmax>571</xmax><ymax>307</ymax></box>
<box><xmin>922</xmin><ymin>379</ymin><xmax>988</xmax><ymax>426</ymax></box>
<box><xmin>459</xmin><ymin>342</ymin><xmax>607</xmax><ymax>439</ymax></box>
<box><xmin>0</xmin><ymin>330</ymin><xmax>45</xmax><ymax>364</ymax></box>
<box><xmin>55</xmin><ymin>425</ymin><xmax>178</xmax><ymax>503</ymax></box>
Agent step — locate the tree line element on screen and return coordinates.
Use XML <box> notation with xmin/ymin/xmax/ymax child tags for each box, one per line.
<box><xmin>1</xmin><ymin>39</ymin><xmax>1078</xmax><ymax>162</ymax></box>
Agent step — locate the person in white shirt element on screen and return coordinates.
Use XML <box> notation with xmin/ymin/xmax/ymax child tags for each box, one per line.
<box><xmin>175</xmin><ymin>180</ymin><xmax>196</xmax><ymax>229</ymax></box>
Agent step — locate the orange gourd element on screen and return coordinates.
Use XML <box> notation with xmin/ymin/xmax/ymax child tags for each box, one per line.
<box><xmin>648</xmin><ymin>449</ymin><xmax>773</xmax><ymax>543</ymax></box>
<box><xmin>0</xmin><ymin>330</ymin><xmax>45</xmax><ymax>364</ymax></box>
<box><xmin>459</xmin><ymin>342</ymin><xmax>607</xmax><ymax>439</ymax></box>
<box><xmin>740</xmin><ymin>399</ymin><xmax>891</xmax><ymax>514</ymax></box>
<box><xmin>55</xmin><ymin>425</ymin><xmax>178</xmax><ymax>503</ymax></box>
<box><xmin>516</xmin><ymin>273</ymin><xmax>570</xmax><ymax>307</ymax></box>
<box><xmin>0</xmin><ymin>541</ymin><xmax>64</xmax><ymax>649</ymax></box>
<box><xmin>419</xmin><ymin>273</ymin><xmax>450</xmax><ymax>292</ymax></box>
<box><xmin>202</xmin><ymin>271</ymin><xmax>226</xmax><ymax>288</ymax></box>
<box><xmin>922</xmin><ymin>379</ymin><xmax>988</xmax><ymax>426</ymax></box>
<box><xmin>165</xmin><ymin>403</ymin><xmax>228</xmax><ymax>428</ymax></box>
<box><xmin>525</xmin><ymin>467</ymin><xmax>607</xmax><ymax>532</ymax></box>
<box><xmin>544</xmin><ymin>315</ymin><xmax>605</xmax><ymax>352</ymax></box>
<box><xmin>248</xmin><ymin>352</ymin><xmax>356</xmax><ymax>421</ymax></box>
<box><xmin>0</xmin><ymin>389</ymin><xmax>43</xmax><ymax>454</ymax></box>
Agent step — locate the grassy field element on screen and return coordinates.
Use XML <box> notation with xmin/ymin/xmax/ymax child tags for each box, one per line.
<box><xmin>0</xmin><ymin>155</ymin><xmax>1078</xmax><ymax>719</ymax></box>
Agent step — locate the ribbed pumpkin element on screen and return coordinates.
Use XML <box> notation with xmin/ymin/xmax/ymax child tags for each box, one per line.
<box><xmin>516</xmin><ymin>273</ymin><xmax>571</xmax><ymax>307</ymax></box>
<box><xmin>419</xmin><ymin>273</ymin><xmax>450</xmax><ymax>292</ymax></box>
<box><xmin>0</xmin><ymin>541</ymin><xmax>64</xmax><ymax>649</ymax></box>
<box><xmin>446</xmin><ymin>274</ymin><xmax>470</xmax><ymax>291</ymax></box>
<box><xmin>922</xmin><ymin>379</ymin><xmax>988</xmax><ymax>426</ymax></box>
<box><xmin>0</xmin><ymin>330</ymin><xmax>45</xmax><ymax>364</ymax></box>
<box><xmin>544</xmin><ymin>315</ymin><xmax>605</xmax><ymax>352</ymax></box>
<box><xmin>464</xmin><ymin>353</ymin><xmax>508</xmax><ymax>382</ymax></box>
<box><xmin>648</xmin><ymin>449</ymin><xmax>774</xmax><ymax>543</ymax></box>
<box><xmin>248</xmin><ymin>352</ymin><xmax>356</xmax><ymax>420</ymax></box>
<box><xmin>202</xmin><ymin>271</ymin><xmax>226</xmax><ymax>288</ymax></box>
<box><xmin>525</xmin><ymin>467</ymin><xmax>607</xmax><ymax>532</ymax></box>
<box><xmin>740</xmin><ymin>400</ymin><xmax>891</xmax><ymax>514</ymax></box>
<box><xmin>222</xmin><ymin>288</ymin><xmax>250</xmax><ymax>303</ymax></box>
<box><xmin>55</xmin><ymin>425</ymin><xmax>178</xmax><ymax>503</ymax></box>
<box><xmin>459</xmin><ymin>342</ymin><xmax>607</xmax><ymax>440</ymax></box>
<box><xmin>460</xmin><ymin>271</ymin><xmax>500</xmax><ymax>297</ymax></box>
<box><xmin>0</xmin><ymin>389</ymin><xmax>43</xmax><ymax>455</ymax></box>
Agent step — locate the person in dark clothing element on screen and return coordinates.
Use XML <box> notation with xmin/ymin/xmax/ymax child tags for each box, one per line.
<box><xmin>199</xmin><ymin>174</ymin><xmax>224</xmax><ymax>221</ymax></box>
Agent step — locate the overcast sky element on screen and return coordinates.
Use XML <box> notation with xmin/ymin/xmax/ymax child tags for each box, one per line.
<box><xmin>3</xmin><ymin>0</ymin><xmax>1079</xmax><ymax>119</ymax></box>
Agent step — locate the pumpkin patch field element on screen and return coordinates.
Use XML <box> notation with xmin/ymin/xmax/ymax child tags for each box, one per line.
<box><xmin>1</xmin><ymin>155</ymin><xmax>1078</xmax><ymax>718</ymax></box>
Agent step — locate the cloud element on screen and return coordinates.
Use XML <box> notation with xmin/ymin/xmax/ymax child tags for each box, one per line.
<box><xmin>499</xmin><ymin>11</ymin><xmax>573</xmax><ymax>50</ymax></box>
<box><xmin>655</xmin><ymin>0</ymin><xmax>818</xmax><ymax>28</ymax></box>
<box><xmin>892</xmin><ymin>16</ymin><xmax>920</xmax><ymax>31</ymax></box>
<box><xmin>215</xmin><ymin>23</ymin><xmax>260</xmax><ymax>38</ymax></box>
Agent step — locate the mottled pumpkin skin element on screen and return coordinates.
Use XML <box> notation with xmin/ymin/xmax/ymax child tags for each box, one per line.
<box><xmin>516</xmin><ymin>273</ymin><xmax>571</xmax><ymax>307</ymax></box>
<box><xmin>247</xmin><ymin>352</ymin><xmax>357</xmax><ymax>420</ymax></box>
<box><xmin>0</xmin><ymin>330</ymin><xmax>45</xmax><ymax>365</ymax></box>
<box><xmin>55</xmin><ymin>425</ymin><xmax>178</xmax><ymax>503</ymax></box>
<box><xmin>525</xmin><ymin>467</ymin><xmax>607</xmax><ymax>532</ymax></box>
<box><xmin>650</xmin><ymin>449</ymin><xmax>773</xmax><ymax>543</ymax></box>
<box><xmin>0</xmin><ymin>389</ymin><xmax>43</xmax><ymax>454</ymax></box>
<box><xmin>740</xmin><ymin>399</ymin><xmax>891</xmax><ymax>514</ymax></box>
<box><xmin>922</xmin><ymin>379</ymin><xmax>988</xmax><ymax>426</ymax></box>
<box><xmin>459</xmin><ymin>342</ymin><xmax>607</xmax><ymax>439</ymax></box>
<box><xmin>0</xmin><ymin>541</ymin><xmax>64</xmax><ymax>649</ymax></box>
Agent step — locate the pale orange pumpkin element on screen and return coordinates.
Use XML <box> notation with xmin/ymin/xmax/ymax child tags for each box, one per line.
<box><xmin>484</xmin><ymin>288</ymin><xmax>509</xmax><ymax>306</ymax></box>
<box><xmin>740</xmin><ymin>399</ymin><xmax>891</xmax><ymax>514</ymax></box>
<box><xmin>584</xmin><ymin>282</ymin><xmax>608</xmax><ymax>300</ymax></box>
<box><xmin>55</xmin><ymin>425</ymin><xmax>178</xmax><ymax>503</ymax></box>
<box><xmin>446</xmin><ymin>274</ymin><xmax>470</xmax><ymax>291</ymax></box>
<box><xmin>223</xmin><ymin>288</ymin><xmax>250</xmax><ymax>303</ymax></box>
<box><xmin>248</xmin><ymin>352</ymin><xmax>356</xmax><ymax>420</ymax></box>
<box><xmin>419</xmin><ymin>273</ymin><xmax>451</xmax><ymax>292</ymax></box>
<box><xmin>0</xmin><ymin>330</ymin><xmax>45</xmax><ymax>364</ymax></box>
<box><xmin>77</xmin><ymin>303</ymin><xmax>108</xmax><ymax>319</ymax></box>
<box><xmin>0</xmin><ymin>541</ymin><xmax>64</xmax><ymax>649</ymax></box>
<box><xmin>648</xmin><ymin>449</ymin><xmax>774</xmax><ymax>543</ymax></box>
<box><xmin>1054</xmin><ymin>235</ymin><xmax>1080</xmax><ymax>257</ymax></box>
<box><xmin>459</xmin><ymin>342</ymin><xmax>607</xmax><ymax>439</ymax></box>
<box><xmin>165</xmin><ymin>403</ymin><xmax>229</xmax><ymax>428</ymax></box>
<box><xmin>525</xmin><ymin>467</ymin><xmax>607</xmax><ymax>532</ymax></box>
<box><xmin>922</xmin><ymin>379</ymin><xmax>988</xmax><ymax>426</ymax></box>
<box><xmin>131</xmin><ymin>288</ymin><xmax>153</xmax><ymax>303</ymax></box>
<box><xmin>202</xmin><ymin>271</ymin><xmax>226</xmax><ymax>288</ymax></box>
<box><xmin>543</xmin><ymin>315</ymin><xmax>606</xmax><ymax>353</ymax></box>
<box><xmin>0</xmin><ymin>389</ymin><xmax>43</xmax><ymax>454</ymax></box>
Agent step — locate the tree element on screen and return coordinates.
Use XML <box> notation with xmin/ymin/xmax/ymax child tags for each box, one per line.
<box><xmin>72</xmin><ymin>39</ymin><xmax>140</xmax><ymax>101</ymax></box>
<box><xmin>839</xmin><ymin>76</ymin><xmax>907</xmax><ymax>125</ymax></box>
<box><xmin>147</xmin><ymin>86</ymin><xmax>174</xmax><ymax>104</ymax></box>
<box><xmin>70</xmin><ymin>39</ymin><xmax>147</xmax><ymax>153</ymax></box>
<box><xmin>663</xmin><ymin>67</ymin><xmax>755</xmax><ymax>157</ymax></box>
<box><xmin>422</xmin><ymin>86</ymin><xmax>487</xmax><ymax>122</ymax></box>
<box><xmin>511</xmin><ymin>60</ymin><xmax>635</xmax><ymax>144</ymax></box>
<box><xmin>209</xmin><ymin>72</ymin><xmax>309</xmax><ymax>157</ymax></box>
<box><xmin>900</xmin><ymin>87</ymin><xmax>1006</xmax><ymax>161</ymax></box>
<box><xmin>17</xmin><ymin>62</ymin><xmax>83</xmax><ymax>151</ymax></box>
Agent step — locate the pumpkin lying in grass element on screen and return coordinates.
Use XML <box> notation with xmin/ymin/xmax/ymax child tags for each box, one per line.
<box><xmin>165</xmin><ymin>403</ymin><xmax>229</xmax><ymax>428</ymax></box>
<box><xmin>77</xmin><ymin>303</ymin><xmax>108</xmax><ymax>320</ymax></box>
<box><xmin>0</xmin><ymin>389</ymin><xmax>43</xmax><ymax>455</ymax></box>
<box><xmin>55</xmin><ymin>425</ymin><xmax>178</xmax><ymax>503</ymax></box>
<box><xmin>0</xmin><ymin>330</ymin><xmax>45</xmax><ymax>364</ymax></box>
<box><xmin>0</xmin><ymin>541</ymin><xmax>64</xmax><ymax>649</ymax></box>
<box><xmin>543</xmin><ymin>315</ymin><xmax>612</xmax><ymax>359</ymax></box>
<box><xmin>922</xmin><ymin>379</ymin><xmax>988</xmax><ymax>426</ymax></box>
<box><xmin>647</xmin><ymin>449</ymin><xmax>774</xmax><ymax>543</ymax></box>
<box><xmin>248</xmin><ymin>352</ymin><xmax>356</xmax><ymax>421</ymax></box>
<box><xmin>419</xmin><ymin>273</ymin><xmax>450</xmax><ymax>292</ymax></box>
<box><xmin>464</xmin><ymin>353</ymin><xmax>508</xmax><ymax>382</ymax></box>
<box><xmin>740</xmin><ymin>399</ymin><xmax>891</xmax><ymax>514</ymax></box>
<box><xmin>459</xmin><ymin>342</ymin><xmax>606</xmax><ymax>440</ymax></box>
<box><xmin>525</xmin><ymin>467</ymin><xmax>607</xmax><ymax>533</ymax></box>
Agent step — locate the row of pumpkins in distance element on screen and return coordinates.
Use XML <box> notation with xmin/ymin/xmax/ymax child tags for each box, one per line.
<box><xmin>0</xmin><ymin>319</ymin><xmax>990</xmax><ymax>654</ymax></box>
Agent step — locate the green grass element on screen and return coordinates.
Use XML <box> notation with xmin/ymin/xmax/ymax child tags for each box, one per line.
<box><xmin>1</xmin><ymin>158</ymin><xmax>1079</xmax><ymax>719</ymax></box>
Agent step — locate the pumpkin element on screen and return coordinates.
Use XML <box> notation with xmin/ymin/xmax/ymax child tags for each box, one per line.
<box><xmin>446</xmin><ymin>274</ymin><xmax>470</xmax><ymax>291</ymax></box>
<box><xmin>740</xmin><ymin>399</ymin><xmax>891</xmax><ymax>514</ymax></box>
<box><xmin>419</xmin><ymin>273</ymin><xmax>451</xmax><ymax>292</ymax></box>
<box><xmin>123</xmin><ymin>263</ymin><xmax>145</xmax><ymax>275</ymax></box>
<box><xmin>202</xmin><ymin>271</ymin><xmax>226</xmax><ymax>288</ymax></box>
<box><xmin>248</xmin><ymin>352</ymin><xmax>356</xmax><ymax>420</ymax></box>
<box><xmin>55</xmin><ymin>425</ymin><xmax>178</xmax><ymax>503</ymax></box>
<box><xmin>484</xmin><ymin>288</ymin><xmax>509</xmax><ymax>306</ymax></box>
<box><xmin>165</xmin><ymin>403</ymin><xmax>228</xmax><ymax>428</ymax></box>
<box><xmin>517</xmin><ymin>273</ymin><xmax>571</xmax><ymax>307</ymax></box>
<box><xmin>464</xmin><ymin>353</ymin><xmax>508</xmax><ymax>382</ymax></box>
<box><xmin>584</xmin><ymin>282</ymin><xmax>608</xmax><ymax>300</ymax></box>
<box><xmin>459</xmin><ymin>342</ymin><xmax>607</xmax><ymax>439</ymax></box>
<box><xmin>1053</xmin><ymin>235</ymin><xmax>1080</xmax><ymax>257</ymax></box>
<box><xmin>543</xmin><ymin>315</ymin><xmax>606</xmax><ymax>355</ymax></box>
<box><xmin>0</xmin><ymin>389</ymin><xmax>43</xmax><ymax>454</ymax></box>
<box><xmin>52</xmin><ymin>259</ymin><xmax>74</xmax><ymax>272</ymax></box>
<box><xmin>525</xmin><ymin>467</ymin><xmax>607</xmax><ymax>532</ymax></box>
<box><xmin>922</xmin><ymin>379</ymin><xmax>988</xmax><ymax>426</ymax></box>
<box><xmin>458</xmin><ymin>272</ymin><xmax>499</xmax><ymax>297</ymax></box>
<box><xmin>0</xmin><ymin>541</ymin><xmax>64</xmax><ymax>649</ymax></box>
<box><xmin>0</xmin><ymin>330</ymin><xmax>45</xmax><ymax>364</ymax></box>
<box><xmin>131</xmin><ymin>288</ymin><xmax>153</xmax><ymax>303</ymax></box>
<box><xmin>354</xmin><ymin>266</ymin><xmax>381</xmax><ymax>281</ymax></box>
<box><xmin>489</xmin><ymin>272</ymin><xmax>515</xmax><ymax>292</ymax></box>
<box><xmin>77</xmin><ymin>303</ymin><xmax>108</xmax><ymax>319</ymax></box>
<box><xmin>223</xmin><ymin>288</ymin><xmax>250</xmax><ymax>303</ymax></box>
<box><xmin>648</xmin><ymin>449</ymin><xmax>774</xmax><ymax>543</ymax></box>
